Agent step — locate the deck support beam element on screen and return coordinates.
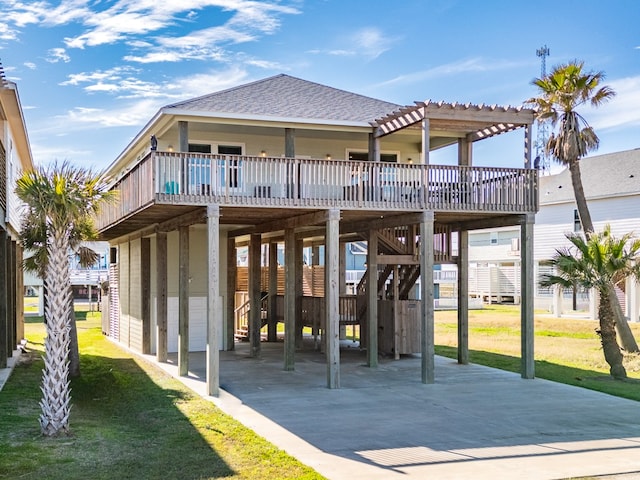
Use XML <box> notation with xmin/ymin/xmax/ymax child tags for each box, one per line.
<box><xmin>420</xmin><ymin>211</ymin><xmax>435</xmax><ymax>384</ymax></box>
<box><xmin>226</xmin><ymin>238</ymin><xmax>236</xmax><ymax>350</ymax></box>
<box><xmin>207</xmin><ymin>205</ymin><xmax>221</xmax><ymax>396</ymax></box>
<box><xmin>524</xmin><ymin>124</ymin><xmax>533</xmax><ymax>168</ymax></box>
<box><xmin>15</xmin><ymin>243</ymin><xmax>24</xmax><ymax>344</ymax></box>
<box><xmin>0</xmin><ymin>230</ymin><xmax>7</xmax><ymax>368</ymax></box>
<box><xmin>178</xmin><ymin>226</ymin><xmax>189</xmax><ymax>376</ymax></box>
<box><xmin>249</xmin><ymin>233</ymin><xmax>261</xmax><ymax>357</ymax></box>
<box><xmin>325</xmin><ymin>209</ymin><xmax>340</xmax><ymax>388</ymax></box>
<box><xmin>178</xmin><ymin>121</ymin><xmax>188</xmax><ymax>153</ymax></box>
<box><xmin>156</xmin><ymin>232</ymin><xmax>168</xmax><ymax>362</ymax></box>
<box><xmin>141</xmin><ymin>237</ymin><xmax>151</xmax><ymax>354</ymax></box>
<box><xmin>285</xmin><ymin>128</ymin><xmax>295</xmax><ymax>157</ymax></box>
<box><xmin>521</xmin><ymin>213</ymin><xmax>535</xmax><ymax>379</ymax></box>
<box><xmin>295</xmin><ymin>238</ymin><xmax>304</xmax><ymax>349</ymax></box>
<box><xmin>367</xmin><ymin>228</ymin><xmax>378</xmax><ymax>368</ymax></box>
<box><xmin>421</xmin><ymin>116</ymin><xmax>430</xmax><ymax>164</ymax></box>
<box><xmin>284</xmin><ymin>228</ymin><xmax>296</xmax><ymax>371</ymax></box>
<box><xmin>457</xmin><ymin>229</ymin><xmax>469</xmax><ymax>364</ymax></box>
<box><xmin>268</xmin><ymin>241</ymin><xmax>278</xmax><ymax>342</ymax></box>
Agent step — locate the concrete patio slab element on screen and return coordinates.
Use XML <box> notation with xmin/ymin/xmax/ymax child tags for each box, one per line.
<box><xmin>143</xmin><ymin>341</ymin><xmax>640</xmax><ymax>480</ymax></box>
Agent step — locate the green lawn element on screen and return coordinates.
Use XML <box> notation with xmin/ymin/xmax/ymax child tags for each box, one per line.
<box><xmin>435</xmin><ymin>305</ymin><xmax>640</xmax><ymax>401</ymax></box>
<box><xmin>0</xmin><ymin>312</ymin><xmax>324</xmax><ymax>480</ymax></box>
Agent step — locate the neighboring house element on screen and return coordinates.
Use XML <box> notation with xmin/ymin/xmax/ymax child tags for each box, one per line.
<box><xmin>468</xmin><ymin>226</ymin><xmax>522</xmax><ymax>304</ymax></box>
<box><xmin>0</xmin><ymin>63</ymin><xmax>34</xmax><ymax>369</ymax></box>
<box><xmin>536</xmin><ymin>148</ymin><xmax>640</xmax><ymax>318</ymax></box>
<box><xmin>95</xmin><ymin>74</ymin><xmax>537</xmax><ymax>394</ymax></box>
<box><xmin>467</xmin><ymin>148</ymin><xmax>640</xmax><ymax>320</ymax></box>
<box><xmin>24</xmin><ymin>241</ymin><xmax>110</xmax><ymax>315</ymax></box>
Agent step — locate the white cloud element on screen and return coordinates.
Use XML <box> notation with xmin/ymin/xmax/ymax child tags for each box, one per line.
<box><xmin>311</xmin><ymin>27</ymin><xmax>398</xmax><ymax>60</ymax></box>
<box><xmin>60</xmin><ymin>66</ymin><xmax>141</xmax><ymax>86</ymax></box>
<box><xmin>1</xmin><ymin>0</ymin><xmax>301</xmax><ymax>71</ymax></box>
<box><xmin>61</xmin><ymin>64</ymin><xmax>248</xmax><ymax>99</ymax></box>
<box><xmin>46</xmin><ymin>47</ymin><xmax>70</xmax><ymax>63</ymax></box>
<box><xmin>53</xmin><ymin>67</ymin><xmax>250</xmax><ymax>130</ymax></box>
<box><xmin>586</xmin><ymin>75</ymin><xmax>640</xmax><ymax>131</ymax></box>
<box><xmin>375</xmin><ymin>57</ymin><xmax>531</xmax><ymax>88</ymax></box>
<box><xmin>62</xmin><ymin>99</ymin><xmax>161</xmax><ymax>127</ymax></box>
<box><xmin>23</xmin><ymin>61</ymin><xmax>37</xmax><ymax>69</ymax></box>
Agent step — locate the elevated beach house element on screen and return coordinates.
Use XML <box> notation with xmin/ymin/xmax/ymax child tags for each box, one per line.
<box><xmin>96</xmin><ymin>74</ymin><xmax>538</xmax><ymax>395</ymax></box>
<box><xmin>0</xmin><ymin>64</ymin><xmax>33</xmax><ymax>370</ymax></box>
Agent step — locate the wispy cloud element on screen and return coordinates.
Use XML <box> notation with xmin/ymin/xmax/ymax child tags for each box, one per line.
<box><xmin>55</xmin><ymin>67</ymin><xmax>250</xmax><ymax>128</ymax></box>
<box><xmin>23</xmin><ymin>61</ymin><xmax>37</xmax><ymax>69</ymax></box>
<box><xmin>1</xmin><ymin>0</ymin><xmax>300</xmax><ymax>65</ymax></box>
<box><xmin>45</xmin><ymin>47</ymin><xmax>71</xmax><ymax>63</ymax></box>
<box><xmin>310</xmin><ymin>27</ymin><xmax>397</xmax><ymax>60</ymax></box>
<box><xmin>59</xmin><ymin>65</ymin><xmax>248</xmax><ymax>100</ymax></box>
<box><xmin>587</xmin><ymin>75</ymin><xmax>640</xmax><ymax>130</ymax></box>
<box><xmin>374</xmin><ymin>57</ymin><xmax>531</xmax><ymax>88</ymax></box>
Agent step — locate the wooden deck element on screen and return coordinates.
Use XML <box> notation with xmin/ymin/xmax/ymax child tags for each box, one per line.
<box><xmin>97</xmin><ymin>151</ymin><xmax>538</xmax><ymax>233</ymax></box>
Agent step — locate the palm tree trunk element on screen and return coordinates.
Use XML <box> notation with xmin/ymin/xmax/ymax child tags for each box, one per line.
<box><xmin>68</xmin><ymin>301</ymin><xmax>81</xmax><ymax>378</ymax></box>
<box><xmin>568</xmin><ymin>161</ymin><xmax>594</xmax><ymax>235</ymax></box>
<box><xmin>598</xmin><ymin>286</ymin><xmax>627</xmax><ymax>380</ymax></box>
<box><xmin>39</xmin><ymin>225</ymin><xmax>73</xmax><ymax>436</ymax></box>
<box><xmin>607</xmin><ymin>287</ymin><xmax>640</xmax><ymax>353</ymax></box>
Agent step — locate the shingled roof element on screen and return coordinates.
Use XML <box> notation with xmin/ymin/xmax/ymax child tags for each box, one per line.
<box><xmin>163</xmin><ymin>74</ymin><xmax>400</xmax><ymax>124</ymax></box>
<box><xmin>540</xmin><ymin>148</ymin><xmax>640</xmax><ymax>204</ymax></box>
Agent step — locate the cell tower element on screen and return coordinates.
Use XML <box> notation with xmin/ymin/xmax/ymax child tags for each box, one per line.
<box><xmin>535</xmin><ymin>45</ymin><xmax>550</xmax><ymax>174</ymax></box>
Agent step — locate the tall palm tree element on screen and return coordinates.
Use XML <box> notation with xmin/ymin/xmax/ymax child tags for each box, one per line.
<box><xmin>540</xmin><ymin>226</ymin><xmax>640</xmax><ymax>379</ymax></box>
<box><xmin>20</xmin><ymin>212</ymin><xmax>101</xmax><ymax>378</ymax></box>
<box><xmin>527</xmin><ymin>60</ymin><xmax>615</xmax><ymax>235</ymax></box>
<box><xmin>15</xmin><ymin>162</ymin><xmax>113</xmax><ymax>436</ymax></box>
<box><xmin>527</xmin><ymin>61</ymin><xmax>638</xmax><ymax>353</ymax></box>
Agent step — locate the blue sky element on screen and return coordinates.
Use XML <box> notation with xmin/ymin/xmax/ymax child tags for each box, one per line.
<box><xmin>1</xmin><ymin>0</ymin><xmax>639</xmax><ymax>172</ymax></box>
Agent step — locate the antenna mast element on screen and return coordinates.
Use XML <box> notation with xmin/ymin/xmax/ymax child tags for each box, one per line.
<box><xmin>535</xmin><ymin>45</ymin><xmax>550</xmax><ymax>174</ymax></box>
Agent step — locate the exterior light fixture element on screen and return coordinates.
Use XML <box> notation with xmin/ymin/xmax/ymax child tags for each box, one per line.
<box><xmin>167</xmin><ymin>145</ymin><xmax>174</xmax><ymax>152</ymax></box>
<box><xmin>261</xmin><ymin>150</ymin><xmax>267</xmax><ymax>157</ymax></box>
<box><xmin>326</xmin><ymin>154</ymin><xmax>331</xmax><ymax>160</ymax></box>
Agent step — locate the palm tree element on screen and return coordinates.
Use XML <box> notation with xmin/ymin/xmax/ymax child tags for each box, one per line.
<box><xmin>20</xmin><ymin>212</ymin><xmax>102</xmax><ymax>378</ymax></box>
<box><xmin>540</xmin><ymin>226</ymin><xmax>640</xmax><ymax>379</ymax></box>
<box><xmin>15</xmin><ymin>162</ymin><xmax>113</xmax><ymax>436</ymax></box>
<box><xmin>527</xmin><ymin>60</ymin><xmax>615</xmax><ymax>235</ymax></box>
<box><xmin>527</xmin><ymin>61</ymin><xmax>638</xmax><ymax>353</ymax></box>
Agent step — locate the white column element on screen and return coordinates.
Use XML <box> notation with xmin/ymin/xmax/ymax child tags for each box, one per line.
<box><xmin>421</xmin><ymin>116</ymin><xmax>430</xmax><ymax>164</ymax></box>
<box><xmin>520</xmin><ymin>214</ymin><xmax>535</xmax><ymax>379</ymax></box>
<box><xmin>206</xmin><ymin>205</ymin><xmax>221</xmax><ymax>396</ymax></box>
<box><xmin>420</xmin><ymin>211</ymin><xmax>435</xmax><ymax>383</ymax></box>
<box><xmin>367</xmin><ymin>229</ymin><xmax>378</xmax><ymax>368</ymax></box>
<box><xmin>325</xmin><ymin>209</ymin><xmax>340</xmax><ymax>388</ymax></box>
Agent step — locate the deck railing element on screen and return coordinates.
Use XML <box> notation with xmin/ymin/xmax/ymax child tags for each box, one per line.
<box><xmin>97</xmin><ymin>151</ymin><xmax>538</xmax><ymax>231</ymax></box>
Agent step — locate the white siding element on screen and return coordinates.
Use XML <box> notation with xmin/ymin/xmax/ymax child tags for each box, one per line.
<box><xmin>535</xmin><ymin>194</ymin><xmax>640</xmax><ymax>261</ymax></box>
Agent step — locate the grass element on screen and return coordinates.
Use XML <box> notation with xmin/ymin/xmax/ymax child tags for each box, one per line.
<box><xmin>0</xmin><ymin>310</ymin><xmax>324</xmax><ymax>480</ymax></box>
<box><xmin>434</xmin><ymin>305</ymin><xmax>640</xmax><ymax>401</ymax></box>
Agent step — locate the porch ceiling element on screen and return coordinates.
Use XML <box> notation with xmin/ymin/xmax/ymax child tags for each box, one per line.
<box><xmin>98</xmin><ymin>202</ymin><xmax>524</xmax><ymax>243</ymax></box>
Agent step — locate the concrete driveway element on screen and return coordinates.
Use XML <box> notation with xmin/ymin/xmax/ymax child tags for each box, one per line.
<box><xmin>158</xmin><ymin>342</ymin><xmax>640</xmax><ymax>480</ymax></box>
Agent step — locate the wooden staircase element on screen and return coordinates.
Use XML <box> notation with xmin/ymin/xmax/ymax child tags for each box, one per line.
<box><xmin>234</xmin><ymin>293</ymin><xmax>269</xmax><ymax>341</ymax></box>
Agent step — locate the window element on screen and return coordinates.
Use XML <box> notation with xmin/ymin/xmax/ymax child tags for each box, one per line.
<box><xmin>347</xmin><ymin>150</ymin><xmax>398</xmax><ymax>162</ymax></box>
<box><xmin>573</xmin><ymin>209</ymin><xmax>582</xmax><ymax>232</ymax></box>
<box><xmin>490</xmin><ymin>232</ymin><xmax>498</xmax><ymax>245</ymax></box>
<box><xmin>186</xmin><ymin>143</ymin><xmax>243</xmax><ymax>193</ymax></box>
<box><xmin>188</xmin><ymin>143</ymin><xmax>211</xmax><ymax>153</ymax></box>
<box><xmin>218</xmin><ymin>145</ymin><xmax>242</xmax><ymax>188</ymax></box>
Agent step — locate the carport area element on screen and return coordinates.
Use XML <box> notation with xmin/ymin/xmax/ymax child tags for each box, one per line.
<box><xmin>154</xmin><ymin>341</ymin><xmax>640</xmax><ymax>480</ymax></box>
